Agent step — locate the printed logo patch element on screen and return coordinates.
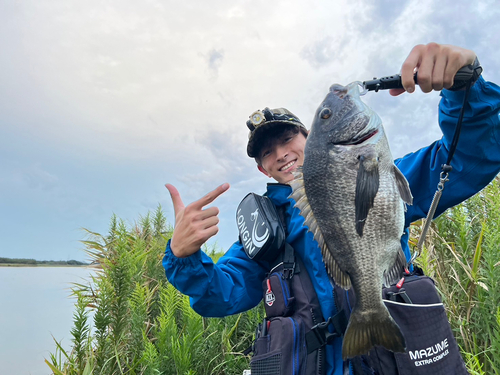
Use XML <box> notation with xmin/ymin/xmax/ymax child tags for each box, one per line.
<box><xmin>408</xmin><ymin>338</ymin><xmax>450</xmax><ymax>367</ymax></box>
<box><xmin>265</xmin><ymin>289</ymin><xmax>275</xmax><ymax>306</ymax></box>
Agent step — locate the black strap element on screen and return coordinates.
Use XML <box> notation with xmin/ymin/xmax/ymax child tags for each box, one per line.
<box><xmin>386</xmin><ymin>289</ymin><xmax>412</xmax><ymax>304</ymax></box>
<box><xmin>413</xmin><ymin>69</ymin><xmax>479</xmax><ymax>264</ymax></box>
<box><xmin>274</xmin><ymin>204</ymin><xmax>298</xmax><ymax>278</ymax></box>
<box><xmin>305</xmin><ymin>310</ymin><xmax>348</xmax><ymax>354</ymax></box>
<box><xmin>444</xmin><ymin>78</ymin><xmax>473</xmax><ymax>168</ymax></box>
<box><xmin>282</xmin><ymin>242</ymin><xmax>296</xmax><ymax>279</ymax></box>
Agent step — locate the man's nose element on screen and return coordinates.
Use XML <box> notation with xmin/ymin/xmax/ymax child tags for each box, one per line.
<box><xmin>276</xmin><ymin>145</ymin><xmax>288</xmax><ymax>161</ymax></box>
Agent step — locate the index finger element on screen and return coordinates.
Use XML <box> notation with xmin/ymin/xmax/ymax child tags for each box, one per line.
<box><xmin>192</xmin><ymin>183</ymin><xmax>230</xmax><ymax>209</ymax></box>
<box><xmin>400</xmin><ymin>44</ymin><xmax>425</xmax><ymax>93</ymax></box>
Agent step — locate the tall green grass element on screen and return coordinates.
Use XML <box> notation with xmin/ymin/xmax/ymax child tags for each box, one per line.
<box><xmin>47</xmin><ymin>206</ymin><xmax>264</xmax><ymax>374</ymax></box>
<box><xmin>49</xmin><ymin>178</ymin><xmax>500</xmax><ymax>374</ymax></box>
<box><xmin>412</xmin><ymin>176</ymin><xmax>500</xmax><ymax>374</ymax></box>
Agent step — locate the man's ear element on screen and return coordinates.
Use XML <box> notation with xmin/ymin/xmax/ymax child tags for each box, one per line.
<box><xmin>257</xmin><ymin>165</ymin><xmax>271</xmax><ymax>178</ymax></box>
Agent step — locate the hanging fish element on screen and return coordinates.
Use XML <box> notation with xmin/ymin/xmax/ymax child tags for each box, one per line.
<box><xmin>290</xmin><ymin>82</ymin><xmax>413</xmax><ymax>359</ymax></box>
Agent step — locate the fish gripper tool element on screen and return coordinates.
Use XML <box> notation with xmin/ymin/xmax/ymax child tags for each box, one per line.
<box><xmin>362</xmin><ymin>57</ymin><xmax>482</xmax><ymax>93</ymax></box>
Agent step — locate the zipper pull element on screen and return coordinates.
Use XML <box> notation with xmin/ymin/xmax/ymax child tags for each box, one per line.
<box><xmin>396</xmin><ymin>277</ymin><xmax>405</xmax><ymax>289</ymax></box>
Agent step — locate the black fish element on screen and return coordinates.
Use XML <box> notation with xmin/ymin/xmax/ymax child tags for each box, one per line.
<box><xmin>290</xmin><ymin>82</ymin><xmax>413</xmax><ymax>359</ymax></box>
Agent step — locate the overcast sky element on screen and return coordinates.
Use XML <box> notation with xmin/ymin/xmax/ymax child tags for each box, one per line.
<box><xmin>1</xmin><ymin>0</ymin><xmax>499</xmax><ymax>261</ymax></box>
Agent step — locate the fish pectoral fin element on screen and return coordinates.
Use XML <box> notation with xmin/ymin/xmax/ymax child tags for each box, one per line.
<box><xmin>383</xmin><ymin>249</ymin><xmax>407</xmax><ymax>287</ymax></box>
<box><xmin>393</xmin><ymin>165</ymin><xmax>413</xmax><ymax>205</ymax></box>
<box><xmin>321</xmin><ymin>243</ymin><xmax>352</xmax><ymax>289</ymax></box>
<box><xmin>355</xmin><ymin>155</ymin><xmax>380</xmax><ymax>236</ymax></box>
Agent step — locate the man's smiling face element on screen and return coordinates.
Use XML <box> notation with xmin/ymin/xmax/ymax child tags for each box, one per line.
<box><xmin>257</xmin><ymin>130</ymin><xmax>307</xmax><ymax>184</ymax></box>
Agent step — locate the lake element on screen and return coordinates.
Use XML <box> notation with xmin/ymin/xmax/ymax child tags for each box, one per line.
<box><xmin>0</xmin><ymin>267</ymin><xmax>94</xmax><ymax>375</ymax></box>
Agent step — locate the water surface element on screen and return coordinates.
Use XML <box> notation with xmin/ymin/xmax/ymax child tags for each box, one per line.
<box><xmin>0</xmin><ymin>267</ymin><xmax>93</xmax><ymax>375</ymax></box>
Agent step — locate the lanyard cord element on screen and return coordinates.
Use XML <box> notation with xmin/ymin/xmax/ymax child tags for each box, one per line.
<box><xmin>411</xmin><ymin>79</ymin><xmax>473</xmax><ymax>264</ymax></box>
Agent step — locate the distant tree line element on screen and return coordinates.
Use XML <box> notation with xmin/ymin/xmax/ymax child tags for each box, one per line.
<box><xmin>0</xmin><ymin>257</ymin><xmax>89</xmax><ymax>266</ymax></box>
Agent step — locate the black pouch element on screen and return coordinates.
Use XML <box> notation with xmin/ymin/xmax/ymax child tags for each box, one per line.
<box><xmin>250</xmin><ymin>316</ymin><xmax>307</xmax><ymax>375</ymax></box>
<box><xmin>236</xmin><ymin>193</ymin><xmax>286</xmax><ymax>262</ymax></box>
<box><xmin>366</xmin><ymin>268</ymin><xmax>469</xmax><ymax>375</ymax></box>
<box><xmin>262</xmin><ymin>270</ymin><xmax>295</xmax><ymax>317</ymax></box>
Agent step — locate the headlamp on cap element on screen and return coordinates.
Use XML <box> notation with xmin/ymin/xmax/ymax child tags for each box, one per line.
<box><xmin>246</xmin><ymin>107</ymin><xmax>298</xmax><ymax>131</ymax></box>
<box><xmin>246</xmin><ymin>107</ymin><xmax>305</xmax><ymax>157</ymax></box>
<box><xmin>247</xmin><ymin>110</ymin><xmax>265</xmax><ymax>130</ymax></box>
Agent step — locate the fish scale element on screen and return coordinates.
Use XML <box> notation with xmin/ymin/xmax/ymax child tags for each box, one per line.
<box><xmin>289</xmin><ymin>82</ymin><xmax>413</xmax><ymax>359</ymax></box>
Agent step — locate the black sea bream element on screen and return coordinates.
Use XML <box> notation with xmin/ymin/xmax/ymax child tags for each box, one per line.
<box><xmin>289</xmin><ymin>82</ymin><xmax>413</xmax><ymax>359</ymax></box>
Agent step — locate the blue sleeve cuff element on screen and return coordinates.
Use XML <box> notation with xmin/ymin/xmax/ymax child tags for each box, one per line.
<box><xmin>163</xmin><ymin>239</ymin><xmax>202</xmax><ymax>268</ymax></box>
<box><xmin>440</xmin><ymin>75</ymin><xmax>486</xmax><ymax>104</ymax></box>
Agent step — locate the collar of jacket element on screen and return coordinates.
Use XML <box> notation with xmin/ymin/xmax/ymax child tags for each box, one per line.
<box><xmin>265</xmin><ymin>183</ymin><xmax>292</xmax><ymax>206</ymax></box>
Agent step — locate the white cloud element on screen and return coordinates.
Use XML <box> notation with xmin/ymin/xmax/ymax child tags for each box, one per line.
<box><xmin>1</xmin><ymin>0</ymin><xmax>499</xmax><ymax>258</ymax></box>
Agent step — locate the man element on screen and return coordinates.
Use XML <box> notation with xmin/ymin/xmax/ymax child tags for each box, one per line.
<box><xmin>163</xmin><ymin>43</ymin><xmax>500</xmax><ymax>374</ymax></box>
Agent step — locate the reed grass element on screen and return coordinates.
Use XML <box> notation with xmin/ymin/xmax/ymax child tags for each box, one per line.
<box><xmin>46</xmin><ymin>205</ymin><xmax>263</xmax><ymax>374</ymax></box>
<box><xmin>412</xmin><ymin>176</ymin><xmax>500</xmax><ymax>374</ymax></box>
<box><xmin>48</xmin><ymin>178</ymin><xmax>499</xmax><ymax>374</ymax></box>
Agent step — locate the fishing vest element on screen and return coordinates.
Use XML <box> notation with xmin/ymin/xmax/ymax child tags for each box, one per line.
<box><xmin>238</xmin><ymin>193</ymin><xmax>348</xmax><ymax>374</ymax></box>
<box><xmin>249</xmin><ymin>241</ymin><xmax>351</xmax><ymax>375</ymax></box>
<box><xmin>238</xmin><ymin>193</ymin><xmax>469</xmax><ymax>375</ymax></box>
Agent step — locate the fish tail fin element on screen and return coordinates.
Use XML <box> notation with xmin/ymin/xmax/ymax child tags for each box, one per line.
<box><xmin>342</xmin><ymin>308</ymin><xmax>406</xmax><ymax>360</ymax></box>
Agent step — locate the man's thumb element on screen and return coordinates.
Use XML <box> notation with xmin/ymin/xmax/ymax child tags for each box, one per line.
<box><xmin>165</xmin><ymin>184</ymin><xmax>185</xmax><ymax>215</ymax></box>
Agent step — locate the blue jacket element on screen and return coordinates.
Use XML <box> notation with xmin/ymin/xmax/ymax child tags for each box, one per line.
<box><xmin>163</xmin><ymin>76</ymin><xmax>500</xmax><ymax>375</ymax></box>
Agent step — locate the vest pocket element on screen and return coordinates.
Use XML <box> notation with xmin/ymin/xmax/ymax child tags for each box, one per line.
<box><xmin>388</xmin><ymin>301</ymin><xmax>469</xmax><ymax>375</ymax></box>
<box><xmin>250</xmin><ymin>316</ymin><xmax>307</xmax><ymax>375</ymax></box>
<box><xmin>365</xmin><ymin>275</ymin><xmax>469</xmax><ymax>375</ymax></box>
<box><xmin>262</xmin><ymin>272</ymin><xmax>295</xmax><ymax>317</ymax></box>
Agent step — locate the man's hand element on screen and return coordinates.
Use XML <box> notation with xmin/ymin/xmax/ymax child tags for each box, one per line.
<box><xmin>390</xmin><ymin>43</ymin><xmax>476</xmax><ymax>96</ymax></box>
<box><xmin>165</xmin><ymin>183</ymin><xmax>230</xmax><ymax>258</ymax></box>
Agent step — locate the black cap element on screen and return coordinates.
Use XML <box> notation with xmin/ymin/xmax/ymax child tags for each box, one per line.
<box><xmin>246</xmin><ymin>107</ymin><xmax>306</xmax><ymax>157</ymax></box>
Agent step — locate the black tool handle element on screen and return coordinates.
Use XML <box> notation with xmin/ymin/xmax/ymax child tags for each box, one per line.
<box><xmin>363</xmin><ymin>57</ymin><xmax>482</xmax><ymax>92</ymax></box>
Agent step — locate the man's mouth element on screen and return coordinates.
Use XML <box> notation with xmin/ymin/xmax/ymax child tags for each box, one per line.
<box><xmin>279</xmin><ymin>160</ymin><xmax>296</xmax><ymax>172</ymax></box>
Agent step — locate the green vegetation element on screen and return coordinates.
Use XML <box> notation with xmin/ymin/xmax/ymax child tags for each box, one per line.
<box><xmin>0</xmin><ymin>257</ymin><xmax>89</xmax><ymax>266</ymax></box>
<box><xmin>46</xmin><ymin>207</ymin><xmax>264</xmax><ymax>375</ymax></box>
<box><xmin>412</xmin><ymin>176</ymin><xmax>500</xmax><ymax>375</ymax></box>
<box><xmin>48</xmin><ymin>177</ymin><xmax>500</xmax><ymax>374</ymax></box>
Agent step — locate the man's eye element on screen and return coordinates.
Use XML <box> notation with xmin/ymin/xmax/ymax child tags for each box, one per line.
<box><xmin>262</xmin><ymin>150</ymin><xmax>270</xmax><ymax>158</ymax></box>
<box><xmin>284</xmin><ymin>137</ymin><xmax>293</xmax><ymax>143</ymax></box>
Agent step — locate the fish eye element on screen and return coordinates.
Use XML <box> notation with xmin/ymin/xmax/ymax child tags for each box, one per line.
<box><xmin>320</xmin><ymin>108</ymin><xmax>332</xmax><ymax>119</ymax></box>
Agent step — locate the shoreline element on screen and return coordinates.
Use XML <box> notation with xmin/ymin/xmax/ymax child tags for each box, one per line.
<box><xmin>0</xmin><ymin>264</ymin><xmax>91</xmax><ymax>268</ymax></box>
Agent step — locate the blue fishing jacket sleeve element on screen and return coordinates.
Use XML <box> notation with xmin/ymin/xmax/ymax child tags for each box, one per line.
<box><xmin>163</xmin><ymin>240</ymin><xmax>267</xmax><ymax>316</ymax></box>
<box><xmin>163</xmin><ymin>76</ymin><xmax>500</xmax><ymax>325</ymax></box>
<box><xmin>396</xmin><ymin>76</ymin><xmax>500</xmax><ymax>227</ymax></box>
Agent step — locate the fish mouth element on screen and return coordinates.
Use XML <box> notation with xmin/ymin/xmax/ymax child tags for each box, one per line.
<box><xmin>337</xmin><ymin>129</ymin><xmax>379</xmax><ymax>146</ymax></box>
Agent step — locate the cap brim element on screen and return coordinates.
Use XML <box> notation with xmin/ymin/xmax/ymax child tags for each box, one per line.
<box><xmin>247</xmin><ymin>120</ymin><xmax>302</xmax><ymax>158</ymax></box>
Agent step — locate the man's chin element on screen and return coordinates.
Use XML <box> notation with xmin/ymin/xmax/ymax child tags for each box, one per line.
<box><xmin>282</xmin><ymin>172</ymin><xmax>295</xmax><ymax>184</ymax></box>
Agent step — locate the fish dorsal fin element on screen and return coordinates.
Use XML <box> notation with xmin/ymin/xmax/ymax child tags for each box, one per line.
<box><xmin>289</xmin><ymin>168</ymin><xmax>352</xmax><ymax>289</ymax></box>
<box><xmin>393</xmin><ymin>165</ymin><xmax>413</xmax><ymax>206</ymax></box>
<box><xmin>321</xmin><ymin>243</ymin><xmax>352</xmax><ymax>289</ymax></box>
<box><xmin>383</xmin><ymin>249</ymin><xmax>407</xmax><ymax>287</ymax></box>
<box><xmin>355</xmin><ymin>154</ymin><xmax>380</xmax><ymax>237</ymax></box>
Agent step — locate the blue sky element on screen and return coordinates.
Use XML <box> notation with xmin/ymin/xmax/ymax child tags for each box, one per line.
<box><xmin>1</xmin><ymin>0</ymin><xmax>499</xmax><ymax>261</ymax></box>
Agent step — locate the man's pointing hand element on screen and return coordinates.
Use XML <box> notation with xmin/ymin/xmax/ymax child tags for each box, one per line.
<box><xmin>165</xmin><ymin>183</ymin><xmax>230</xmax><ymax>258</ymax></box>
